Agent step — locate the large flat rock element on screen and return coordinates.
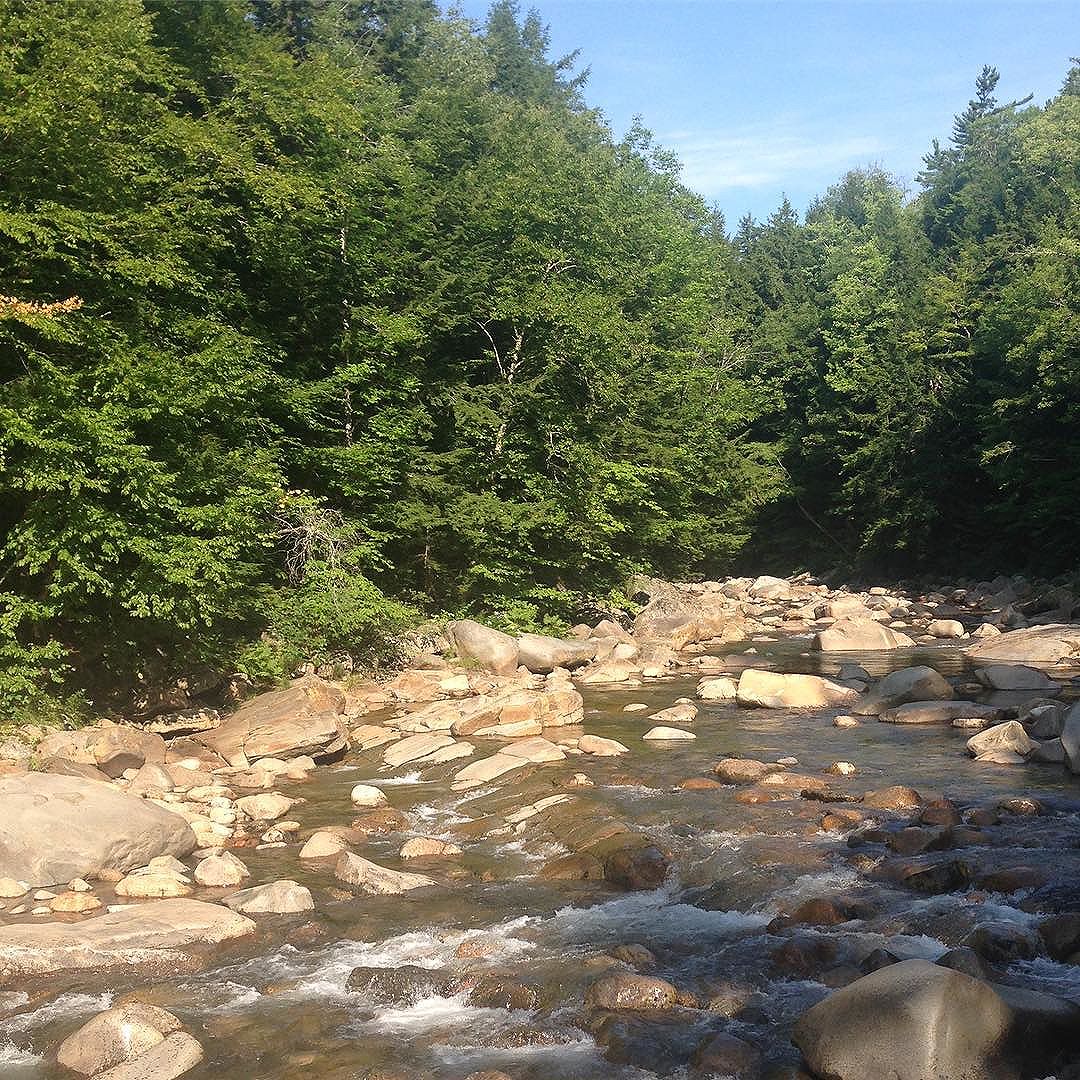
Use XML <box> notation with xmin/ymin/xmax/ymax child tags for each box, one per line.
<box><xmin>813</xmin><ymin>619</ymin><xmax>915</xmax><ymax>652</ymax></box>
<box><xmin>0</xmin><ymin>899</ymin><xmax>255</xmax><ymax>985</ymax></box>
<box><xmin>965</xmin><ymin>624</ymin><xmax>1080</xmax><ymax>667</ymax></box>
<box><xmin>0</xmin><ymin>773</ymin><xmax>196</xmax><ymax>886</ymax></box>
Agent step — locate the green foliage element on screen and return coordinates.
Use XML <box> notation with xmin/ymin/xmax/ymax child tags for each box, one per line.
<box><xmin>1</xmin><ymin>1</ymin><xmax>1077</xmax><ymax>708</ymax></box>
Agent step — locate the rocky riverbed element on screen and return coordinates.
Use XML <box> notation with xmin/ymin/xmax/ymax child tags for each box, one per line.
<box><xmin>2</xmin><ymin>574</ymin><xmax>1080</xmax><ymax>1079</ymax></box>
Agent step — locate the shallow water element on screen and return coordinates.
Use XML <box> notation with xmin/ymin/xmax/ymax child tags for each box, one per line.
<box><xmin>4</xmin><ymin>641</ymin><xmax>1080</xmax><ymax>1078</ymax></box>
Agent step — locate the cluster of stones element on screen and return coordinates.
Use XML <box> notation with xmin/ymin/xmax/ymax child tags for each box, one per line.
<box><xmin>0</xmin><ymin>569</ymin><xmax>1078</xmax><ymax>1079</ymax></box>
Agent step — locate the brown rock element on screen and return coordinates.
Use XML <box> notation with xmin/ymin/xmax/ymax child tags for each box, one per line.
<box><xmin>585</xmin><ymin>974</ymin><xmax>677</xmax><ymax>1010</ymax></box>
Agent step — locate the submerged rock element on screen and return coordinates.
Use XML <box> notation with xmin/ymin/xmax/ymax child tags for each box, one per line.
<box><xmin>334</xmin><ymin>852</ymin><xmax>436</xmax><ymax>895</ymax></box>
<box><xmin>879</xmin><ymin>701</ymin><xmax>1004</xmax><ymax>725</ymax></box>
<box><xmin>586</xmin><ymin>973</ymin><xmax>678</xmax><ymax>1010</ymax></box>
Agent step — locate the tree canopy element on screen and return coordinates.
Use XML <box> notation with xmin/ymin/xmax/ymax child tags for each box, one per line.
<box><xmin>1</xmin><ymin>0</ymin><xmax>1077</xmax><ymax>710</ymax></box>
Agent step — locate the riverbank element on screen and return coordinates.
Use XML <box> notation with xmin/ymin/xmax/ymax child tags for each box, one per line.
<box><xmin>1</xmin><ymin>574</ymin><xmax>1079</xmax><ymax>1079</ymax></box>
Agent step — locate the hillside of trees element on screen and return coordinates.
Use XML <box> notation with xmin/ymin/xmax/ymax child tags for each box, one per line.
<box><xmin>1</xmin><ymin>0</ymin><xmax>1078</xmax><ymax>712</ymax></box>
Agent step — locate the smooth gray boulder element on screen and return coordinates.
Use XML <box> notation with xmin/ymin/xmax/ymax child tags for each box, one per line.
<box><xmin>1062</xmin><ymin>701</ymin><xmax>1080</xmax><ymax>774</ymax></box>
<box><xmin>1021</xmin><ymin>701</ymin><xmax>1065</xmax><ymax>739</ymax></box>
<box><xmin>853</xmin><ymin>665</ymin><xmax>954</xmax><ymax>716</ymax></box>
<box><xmin>793</xmin><ymin>958</ymin><xmax>1079</xmax><ymax>1080</ymax></box>
<box><xmin>966</xmin><ymin>721</ymin><xmax>1037</xmax><ymax>759</ymax></box>
<box><xmin>516</xmin><ymin>633</ymin><xmax>597</xmax><ymax>674</ymax></box>
<box><xmin>965</xmin><ymin>624</ymin><xmax>1080</xmax><ymax>666</ymax></box>
<box><xmin>447</xmin><ymin>619</ymin><xmax>519</xmax><ymax>674</ymax></box>
<box><xmin>974</xmin><ymin>664</ymin><xmax>1062</xmax><ymax>691</ymax></box>
<box><xmin>0</xmin><ymin>773</ymin><xmax>196</xmax><ymax>887</ymax></box>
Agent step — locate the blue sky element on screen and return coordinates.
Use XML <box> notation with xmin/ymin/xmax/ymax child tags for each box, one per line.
<box><xmin>449</xmin><ymin>1</ymin><xmax>1077</xmax><ymax>222</ymax></box>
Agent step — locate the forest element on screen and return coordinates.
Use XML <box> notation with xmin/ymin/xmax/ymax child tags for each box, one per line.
<box><xmin>1</xmin><ymin>0</ymin><xmax>1078</xmax><ymax>712</ymax></box>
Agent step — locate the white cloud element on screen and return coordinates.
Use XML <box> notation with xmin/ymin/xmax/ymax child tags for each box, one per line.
<box><xmin>662</xmin><ymin>122</ymin><xmax>888</xmax><ymax>197</ymax></box>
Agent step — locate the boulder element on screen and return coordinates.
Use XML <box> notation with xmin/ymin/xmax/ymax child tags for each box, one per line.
<box><xmin>447</xmin><ymin>620</ymin><xmax>520</xmax><ymax>674</ymax></box>
<box><xmin>965</xmin><ymin>624</ymin><xmax>1080</xmax><ymax>666</ymax></box>
<box><xmin>928</xmin><ymin>618</ymin><xmax>966</xmax><ymax>638</ymax></box>
<box><xmin>696</xmin><ymin>676</ymin><xmax>738</xmax><ymax>701</ymax></box>
<box><xmin>0</xmin><ymin>773</ymin><xmax>195</xmax><ymax>887</ymax></box>
<box><xmin>1062</xmin><ymin>702</ymin><xmax>1080</xmax><ymax>774</ymax></box>
<box><xmin>575</xmin><ymin>659</ymin><xmax>642</xmax><ymax>684</ymax></box>
<box><xmin>749</xmin><ymin>575</ymin><xmax>792</xmax><ymax>600</ymax></box>
<box><xmin>450</xmin><ymin>753</ymin><xmax>528</xmax><ymax>789</ymax></box>
<box><xmin>714</xmin><ymin>758</ymin><xmax>784</xmax><ymax>784</ymax></box>
<box><xmin>0</xmin><ymin>899</ymin><xmax>255</xmax><ymax>984</ymax></box>
<box><xmin>235</xmin><ymin>792</ymin><xmax>295</xmax><ymax>821</ymax></box>
<box><xmin>500</xmin><ymin>736</ymin><xmax>566</xmax><ymax>762</ymax></box>
<box><xmin>579</xmin><ymin>735</ymin><xmax>629</xmax><ymax>756</ymax></box>
<box><xmin>193</xmin><ymin>675</ymin><xmax>347</xmax><ymax>767</ymax></box>
<box><xmin>966</xmin><ymin>721</ymin><xmax>1037</xmax><ymax>759</ymax></box>
<box><xmin>349</xmin><ymin>784</ymin><xmax>389</xmax><ymax>808</ymax></box>
<box><xmin>647</xmin><ymin>702</ymin><xmax>698</xmax><ymax>724</ymax></box>
<box><xmin>299</xmin><ymin>831</ymin><xmax>349</xmax><ymax>859</ymax></box>
<box><xmin>793</xmin><ymin>958</ymin><xmax>1080</xmax><ymax>1080</ymax></box>
<box><xmin>632</xmin><ymin>590</ymin><xmax>697</xmax><ymax>643</ymax></box>
<box><xmin>853</xmin><ymin>666</ymin><xmax>954</xmax><ymax>716</ymax></box>
<box><xmin>383</xmin><ymin>732</ymin><xmax>457</xmax><ymax>767</ymax></box>
<box><xmin>642</xmin><ymin>726</ymin><xmax>695</xmax><ymax>740</ymax></box>
<box><xmin>193</xmin><ymin>852</ymin><xmax>249</xmax><ymax>887</ymax></box>
<box><xmin>813</xmin><ymin>620</ymin><xmax>915</xmax><ymax>652</ymax></box>
<box><xmin>87</xmin><ymin>725</ymin><xmax>167</xmax><ymax>778</ymax></box>
<box><xmin>399</xmin><ymin>837</ymin><xmax>462</xmax><ymax>859</ymax></box>
<box><xmin>1029</xmin><ymin>737</ymin><xmax>1066</xmax><ymax>764</ymax></box>
<box><xmin>1020</xmin><ymin>702</ymin><xmax>1065</xmax><ymax>739</ymax></box>
<box><xmin>85</xmin><ymin>1032</ymin><xmax>204</xmax><ymax>1080</ymax></box>
<box><xmin>974</xmin><ymin>664</ymin><xmax>1062</xmax><ymax>691</ymax></box>
<box><xmin>115</xmin><ymin>869</ymin><xmax>191</xmax><ymax>900</ymax></box>
<box><xmin>823</xmin><ymin>594</ymin><xmax>873</xmax><ymax>619</ymax></box>
<box><xmin>56</xmin><ymin>1003</ymin><xmax>198</xmax><ymax>1078</ymax></box>
<box><xmin>590</xmin><ymin>619</ymin><xmax>634</xmax><ymax>643</ymax></box>
<box><xmin>516</xmin><ymin>634</ymin><xmax>596</xmax><ymax>673</ymax></box>
<box><xmin>586</xmin><ymin>974</ymin><xmax>677</xmax><ymax>1010</ymax></box>
<box><xmin>222</xmin><ymin>879</ymin><xmax>314</xmax><ymax>914</ymax></box>
<box><xmin>879</xmin><ymin>701</ymin><xmax>1004</xmax><ymax>725</ymax></box>
<box><xmin>334</xmin><ymin>852</ymin><xmax>436</xmax><ymax>895</ymax></box>
<box><xmin>736</xmin><ymin>669</ymin><xmax>858</xmax><ymax>709</ymax></box>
